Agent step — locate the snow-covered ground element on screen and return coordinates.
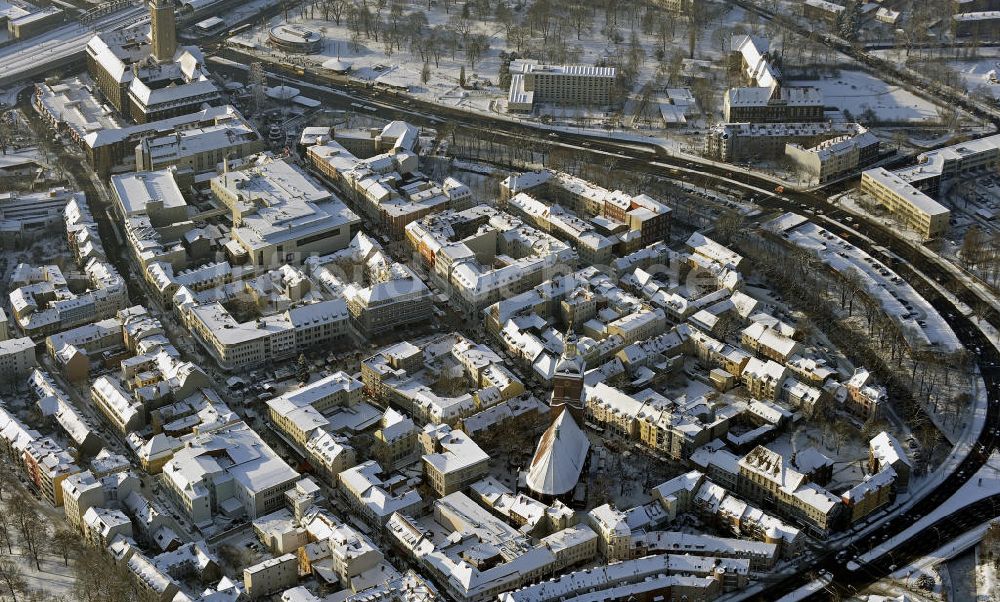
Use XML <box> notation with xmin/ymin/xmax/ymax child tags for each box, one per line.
<box><xmin>787</xmin><ymin>70</ymin><xmax>941</xmax><ymax>123</ymax></box>
<box><xmin>976</xmin><ymin>524</ymin><xmax>1000</xmax><ymax>602</ymax></box>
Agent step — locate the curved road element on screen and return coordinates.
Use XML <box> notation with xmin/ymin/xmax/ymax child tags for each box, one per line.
<box><xmin>171</xmin><ymin>49</ymin><xmax>1000</xmax><ymax>600</ymax></box>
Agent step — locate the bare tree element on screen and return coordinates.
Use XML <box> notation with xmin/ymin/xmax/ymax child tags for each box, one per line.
<box><xmin>466</xmin><ymin>33</ymin><xmax>490</xmax><ymax>68</ymax></box>
<box><xmin>0</xmin><ymin>560</ymin><xmax>25</xmax><ymax>602</ymax></box>
<box><xmin>507</xmin><ymin>26</ymin><xmax>529</xmax><ymax>53</ymax></box>
<box><xmin>9</xmin><ymin>497</ymin><xmax>43</xmax><ymax>571</ymax></box>
<box><xmin>50</xmin><ymin>529</ymin><xmax>79</xmax><ymax>567</ymax></box>
<box><xmin>328</xmin><ymin>0</ymin><xmax>348</xmax><ymax>25</ymax></box>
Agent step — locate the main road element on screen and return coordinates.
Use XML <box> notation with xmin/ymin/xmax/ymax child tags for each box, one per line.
<box><xmin>0</xmin><ymin>1</ymin><xmax>148</xmax><ymax>88</ymax></box>
<box><xmin>212</xmin><ymin>49</ymin><xmax>1000</xmax><ymax>601</ymax></box>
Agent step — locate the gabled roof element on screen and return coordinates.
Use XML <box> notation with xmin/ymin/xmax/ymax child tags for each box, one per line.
<box><xmin>526</xmin><ymin>410</ymin><xmax>589</xmax><ymax>496</ymax></box>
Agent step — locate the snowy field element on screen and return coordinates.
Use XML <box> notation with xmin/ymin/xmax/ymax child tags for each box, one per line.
<box><xmin>787</xmin><ymin>70</ymin><xmax>941</xmax><ymax>123</ymax></box>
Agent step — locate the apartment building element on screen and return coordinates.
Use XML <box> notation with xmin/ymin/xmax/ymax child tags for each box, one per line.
<box><xmin>737</xmin><ymin>446</ymin><xmax>844</xmax><ymax>534</ymax></box>
<box><xmin>23</xmin><ymin>436</ymin><xmax>80</xmax><ymax>506</ymax></box>
<box><xmin>419</xmin><ymin>424</ymin><xmax>490</xmax><ymax>496</ymax></box>
<box><xmin>372</xmin><ymin>408</ymin><xmax>419</xmax><ymax>471</ymax></box>
<box><xmin>305</xmin><ymin>233</ymin><xmax>434</xmax><ymax>338</ymax></box>
<box><xmin>307</xmin><ymin>122</ymin><xmax>473</xmax><ymax>239</ymax></box>
<box><xmin>954</xmin><ymin>11</ymin><xmax>1000</xmax><ymax>38</ymax></box>
<box><xmin>180</xmin><ymin>297</ymin><xmax>350</xmax><ymax>372</ymax></box>
<box><xmin>338</xmin><ymin>461</ymin><xmax>424</xmax><ymax>528</ymax></box>
<box><xmin>802</xmin><ymin>0</ymin><xmax>845</xmax><ymax>26</ymax></box>
<box><xmin>507</xmin><ymin>60</ymin><xmax>616</xmax><ymax>113</ymax></box>
<box><xmin>500</xmin><ymin>170</ymin><xmax>672</xmax><ymax>252</ymax></box>
<box><xmin>869</xmin><ymin>431</ymin><xmax>912</xmax><ymax>491</ymax></box>
<box><xmin>9</xmin><ymin>259</ymin><xmax>129</xmax><ymax>339</ymax></box>
<box><xmin>860</xmin><ymin>168</ymin><xmax>950</xmax><ymax>239</ymax></box>
<box><xmin>244</xmin><ymin>554</ymin><xmax>299</xmax><ymax>599</ymax></box>
<box><xmin>786</xmin><ymin>130</ymin><xmax>881</xmax><ymax>183</ymax></box>
<box><xmin>844</xmin><ymin>368</ymin><xmax>887</xmax><ymax>420</ymax></box>
<box><xmin>361</xmin><ymin>333</ymin><xmax>525</xmax><ymax>425</ymax></box>
<box><xmin>0</xmin><ymin>337</ymin><xmax>36</xmax><ymax>386</ymax></box>
<box><xmin>62</xmin><ymin>471</ymin><xmax>106</xmax><ymax>530</ymax></box>
<box><xmin>841</xmin><ymin>468</ymin><xmax>897</xmax><ymax>523</ymax></box>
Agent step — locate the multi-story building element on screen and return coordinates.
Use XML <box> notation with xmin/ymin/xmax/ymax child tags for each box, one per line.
<box><xmin>954</xmin><ymin>11</ymin><xmax>1000</xmax><ymax>38</ymax></box>
<box><xmin>362</xmin><ymin>333</ymin><xmax>525</xmax><ymax>424</ymax></box>
<box><xmin>860</xmin><ymin>168</ymin><xmax>950</xmax><ymax>239</ymax></box>
<box><xmin>705</xmin><ymin>121</ymin><xmax>879</xmax><ymax>183</ymax></box>
<box><xmin>500</xmin><ymin>170</ymin><xmax>672</xmax><ymax>253</ymax></box>
<box><xmin>305</xmin><ymin>233</ymin><xmax>434</xmax><ymax>337</ymax></box>
<box><xmin>841</xmin><ymin>468</ymin><xmax>897</xmax><ymax>523</ymax></box>
<box><xmin>243</xmin><ymin>553</ymin><xmax>299</xmax><ymax>599</ymax></box>
<box><xmin>34</xmin><ymin>94</ymin><xmax>249</xmax><ymax>178</ymax></box>
<box><xmin>724</xmin><ymin>35</ymin><xmax>824</xmax><ymax>124</ymax></box>
<box><xmin>307</xmin><ymin>125</ymin><xmax>471</xmax><ymax>239</ymax></box>
<box><xmin>724</xmin><ymin>86</ymin><xmax>825</xmax><ymax>123</ymax></box>
<box><xmin>869</xmin><ymin>431</ymin><xmax>911</xmax><ymax>491</ymax></box>
<box><xmin>802</xmin><ymin>0</ymin><xmax>845</xmax><ymax>26</ymax></box>
<box><xmin>736</xmin><ymin>446</ymin><xmax>844</xmax><ymax>534</ymax></box>
<box><xmin>82</xmin><ymin>506</ymin><xmax>134</xmax><ymax>548</ymax></box>
<box><xmin>406</xmin><ymin>206</ymin><xmax>576</xmax><ymax>317</ymax></box>
<box><xmin>338</xmin><ymin>461</ymin><xmax>424</xmax><ymax>528</ymax></box>
<box><xmin>741</xmin><ymin>358</ymin><xmax>788</xmax><ymax>401</ymax></box>
<box><xmin>786</xmin><ymin>130</ymin><xmax>882</xmax><ymax>183</ymax></box>
<box><xmin>161</xmin><ymin>422</ymin><xmax>300</xmax><ymax>525</ymax></box>
<box><xmin>0</xmin><ymin>337</ymin><xmax>35</xmax><ymax>386</ymax></box>
<box><xmin>23</xmin><ymin>436</ymin><xmax>80</xmax><ymax>506</ymax></box>
<box><xmin>179</xmin><ymin>296</ymin><xmax>350</xmax><ymax>372</ymax></box>
<box><xmin>85</xmin><ymin>0</ymin><xmax>220</xmax><ymax>123</ymax></box>
<box><xmin>0</xmin><ymin>187</ymin><xmax>84</xmax><ymax>249</ymax></box>
<box><xmin>266</xmin><ymin>372</ymin><xmax>365</xmax><ymax>447</ymax></box>
<box><xmin>0</xmin><ymin>407</ymin><xmax>40</xmax><ymax>465</ymax></box>
<box><xmin>844</xmin><ymin>368</ymin><xmax>887</xmax><ymax>420</ymax></box>
<box><xmin>9</xmin><ymin>259</ymin><xmax>129</xmax><ymax>339</ymax></box>
<box><xmin>419</xmin><ymin>424</ymin><xmax>490</xmax><ymax>496</ymax></box>
<box><xmin>135</xmin><ymin>117</ymin><xmax>263</xmax><ymax>173</ymax></box>
<box><xmin>861</xmin><ymin>134</ymin><xmax>1000</xmax><ymax>237</ymax></box>
<box><xmin>45</xmin><ymin>317</ymin><xmax>123</xmax><ymax>381</ymax></box>
<box><xmin>507</xmin><ymin>60</ymin><xmax>616</xmax><ymax>113</ymax></box>
<box><xmin>211</xmin><ymin>155</ymin><xmax>361</xmax><ymax>266</ymax></box>
<box><xmin>497</xmin><ymin>553</ymin><xmax>746</xmax><ymax>602</ymax></box>
<box><xmin>371</xmin><ymin>408</ymin><xmax>419</xmax><ymax>471</ymax></box>
<box><xmin>61</xmin><ymin>470</ymin><xmax>109</xmax><ymax>530</ymax></box>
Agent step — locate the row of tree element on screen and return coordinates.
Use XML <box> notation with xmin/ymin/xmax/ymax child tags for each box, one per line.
<box><xmin>737</xmin><ymin>229</ymin><xmax>971</xmax><ymax>461</ymax></box>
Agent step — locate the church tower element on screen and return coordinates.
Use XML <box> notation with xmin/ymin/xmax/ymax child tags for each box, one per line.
<box><xmin>150</xmin><ymin>0</ymin><xmax>177</xmax><ymax>63</ymax></box>
<box><xmin>550</xmin><ymin>322</ymin><xmax>586</xmax><ymax>423</ymax></box>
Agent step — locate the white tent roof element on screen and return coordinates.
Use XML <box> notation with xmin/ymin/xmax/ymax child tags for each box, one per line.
<box><xmin>266</xmin><ymin>85</ymin><xmax>300</xmax><ymax>100</ymax></box>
